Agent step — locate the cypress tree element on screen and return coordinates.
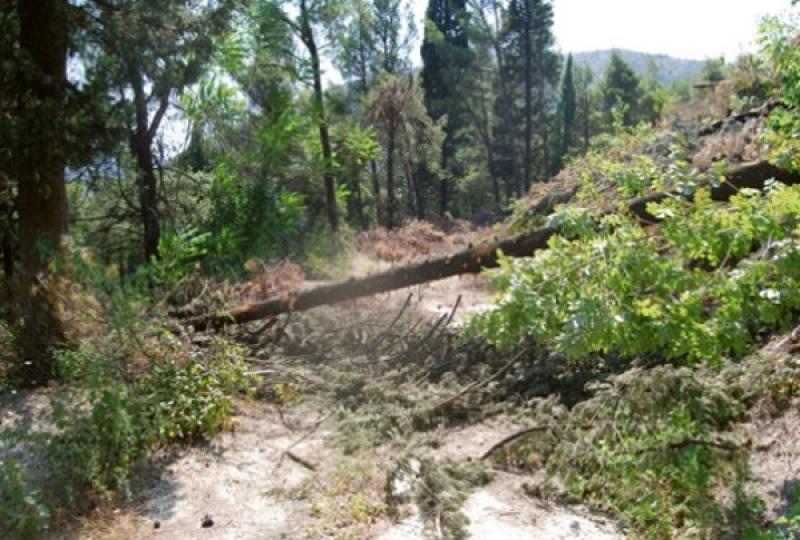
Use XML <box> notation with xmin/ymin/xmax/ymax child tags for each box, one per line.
<box><xmin>559</xmin><ymin>53</ymin><xmax>577</xmax><ymax>166</ymax></box>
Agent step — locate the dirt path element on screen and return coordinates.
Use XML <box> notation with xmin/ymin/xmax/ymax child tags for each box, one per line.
<box><xmin>69</xmin><ymin>237</ymin><xmax>624</xmax><ymax>539</ymax></box>
<box><xmin>81</xmin><ymin>402</ymin><xmax>621</xmax><ymax>540</ymax></box>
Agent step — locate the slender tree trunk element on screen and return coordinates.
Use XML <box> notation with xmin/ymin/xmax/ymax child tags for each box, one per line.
<box><xmin>582</xmin><ymin>94</ymin><xmax>590</xmax><ymax>152</ymax></box>
<box><xmin>301</xmin><ymin>1</ymin><xmax>338</xmax><ymax>231</ymax></box>
<box><xmin>1</xmin><ymin>177</ymin><xmax>12</xmax><ymax>282</ymax></box>
<box><xmin>402</xmin><ymin>155</ymin><xmax>422</xmax><ymax>219</ymax></box>
<box><xmin>370</xmin><ymin>160</ymin><xmax>383</xmax><ymax>225</ymax></box>
<box><xmin>127</xmin><ymin>67</ymin><xmax>162</xmax><ymax>261</ymax></box>
<box><xmin>439</xmin><ymin>149</ymin><xmax>449</xmax><ymax>216</ymax></box>
<box><xmin>16</xmin><ymin>0</ymin><xmax>69</xmax><ymax>384</ymax></box>
<box><xmin>386</xmin><ymin>129</ymin><xmax>397</xmax><ymax>228</ymax></box>
<box><xmin>1</xmin><ymin>176</ymin><xmax>14</xmax><ymax>324</ymax></box>
<box><xmin>523</xmin><ymin>5</ymin><xmax>533</xmax><ymax>193</ymax></box>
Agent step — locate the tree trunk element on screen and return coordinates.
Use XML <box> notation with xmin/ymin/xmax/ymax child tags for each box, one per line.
<box><xmin>402</xmin><ymin>156</ymin><xmax>419</xmax><ymax>218</ymax></box>
<box><xmin>439</xmin><ymin>149</ymin><xmax>449</xmax><ymax>216</ymax></box>
<box><xmin>301</xmin><ymin>1</ymin><xmax>338</xmax><ymax>231</ymax></box>
<box><xmin>582</xmin><ymin>94</ymin><xmax>590</xmax><ymax>152</ymax></box>
<box><xmin>1</xmin><ymin>175</ymin><xmax>14</xmax><ymax>324</ymax></box>
<box><xmin>127</xmin><ymin>62</ymin><xmax>164</xmax><ymax>262</ymax></box>
<box><xmin>132</xmin><ymin>138</ymin><xmax>161</xmax><ymax>261</ymax></box>
<box><xmin>1</xmin><ymin>176</ymin><xmax>13</xmax><ymax>282</ymax></box>
<box><xmin>523</xmin><ymin>4</ymin><xmax>533</xmax><ymax>193</ymax></box>
<box><xmin>386</xmin><ymin>129</ymin><xmax>398</xmax><ymax>228</ymax></box>
<box><xmin>182</xmin><ymin>160</ymin><xmax>800</xmax><ymax>330</ymax></box>
<box><xmin>370</xmin><ymin>160</ymin><xmax>383</xmax><ymax>225</ymax></box>
<box><xmin>16</xmin><ymin>0</ymin><xmax>69</xmax><ymax>384</ymax></box>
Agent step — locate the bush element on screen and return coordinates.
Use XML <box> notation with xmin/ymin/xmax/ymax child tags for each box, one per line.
<box><xmin>1</xmin><ymin>334</ymin><xmax>251</xmax><ymax>535</ymax></box>
<box><xmin>468</xmin><ymin>184</ymin><xmax>800</xmax><ymax>365</ymax></box>
<box><xmin>0</xmin><ymin>460</ymin><xmax>51</xmax><ymax>538</ymax></box>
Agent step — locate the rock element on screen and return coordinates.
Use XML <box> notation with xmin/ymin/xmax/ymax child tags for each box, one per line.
<box><xmin>153</xmin><ymin>520</ymin><xmax>161</xmax><ymax>529</ymax></box>
<box><xmin>201</xmin><ymin>514</ymin><xmax>214</xmax><ymax>528</ymax></box>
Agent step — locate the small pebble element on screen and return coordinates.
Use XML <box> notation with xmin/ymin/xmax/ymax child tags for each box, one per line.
<box><xmin>154</xmin><ymin>520</ymin><xmax>161</xmax><ymax>529</ymax></box>
<box><xmin>201</xmin><ymin>514</ymin><xmax>214</xmax><ymax>528</ymax></box>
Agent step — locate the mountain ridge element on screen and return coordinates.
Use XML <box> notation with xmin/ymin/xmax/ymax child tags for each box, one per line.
<box><xmin>572</xmin><ymin>49</ymin><xmax>706</xmax><ymax>85</ymax></box>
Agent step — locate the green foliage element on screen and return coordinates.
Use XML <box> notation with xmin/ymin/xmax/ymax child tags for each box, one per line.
<box><xmin>702</xmin><ymin>56</ymin><xmax>728</xmax><ymax>82</ymax></box>
<box><xmin>469</xmin><ymin>184</ymin><xmax>800</xmax><ymax>365</ymax></box>
<box><xmin>0</xmin><ymin>333</ymin><xmax>250</xmax><ymax>535</ymax></box>
<box><xmin>761</xmin><ymin>13</ymin><xmax>800</xmax><ymax>171</ymax></box>
<box><xmin>503</xmin><ymin>365</ymin><xmax>752</xmax><ymax>537</ymax></box>
<box><xmin>47</xmin><ymin>336</ymin><xmax>248</xmax><ymax>507</ymax></box>
<box><xmin>138</xmin><ymin>227</ymin><xmax>210</xmax><ymax>289</ymax></box>
<box><xmin>0</xmin><ymin>460</ymin><xmax>51</xmax><ymax>538</ymax></box>
<box><xmin>204</xmin><ymin>163</ymin><xmax>306</xmax><ymax>273</ymax></box>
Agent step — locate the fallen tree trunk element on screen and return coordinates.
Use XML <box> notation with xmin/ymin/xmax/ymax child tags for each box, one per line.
<box><xmin>185</xmin><ymin>160</ymin><xmax>800</xmax><ymax>330</ymax></box>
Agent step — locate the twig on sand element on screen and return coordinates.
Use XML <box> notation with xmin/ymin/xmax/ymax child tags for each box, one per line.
<box><xmin>286</xmin><ymin>450</ymin><xmax>318</xmax><ymax>471</ymax></box>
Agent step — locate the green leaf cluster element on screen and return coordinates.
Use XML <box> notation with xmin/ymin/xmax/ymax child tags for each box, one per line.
<box><xmin>469</xmin><ymin>184</ymin><xmax>800</xmax><ymax>365</ymax></box>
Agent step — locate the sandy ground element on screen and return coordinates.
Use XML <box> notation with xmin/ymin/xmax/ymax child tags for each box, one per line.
<box><xmin>75</xmin><ymin>401</ymin><xmax>330</xmax><ymax>539</ymax></box>
<box><xmin>76</xmin><ymin>402</ymin><xmax>622</xmax><ymax>540</ymax></box>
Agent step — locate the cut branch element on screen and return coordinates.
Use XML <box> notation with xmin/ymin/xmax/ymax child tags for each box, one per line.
<box><xmin>182</xmin><ymin>160</ymin><xmax>800</xmax><ymax>330</ymax></box>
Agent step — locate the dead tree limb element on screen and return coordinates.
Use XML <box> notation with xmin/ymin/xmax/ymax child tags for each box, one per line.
<box><xmin>184</xmin><ymin>161</ymin><xmax>800</xmax><ymax>330</ymax></box>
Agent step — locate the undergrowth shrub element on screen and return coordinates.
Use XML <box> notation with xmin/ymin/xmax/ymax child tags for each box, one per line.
<box><xmin>761</xmin><ymin>12</ymin><xmax>800</xmax><ymax>172</ymax></box>
<box><xmin>492</xmin><ymin>356</ymin><xmax>800</xmax><ymax>538</ymax></box>
<box><xmin>468</xmin><ymin>184</ymin><xmax>800</xmax><ymax>365</ymax></box>
<box><xmin>0</xmin><ymin>333</ymin><xmax>251</xmax><ymax>536</ymax></box>
<box><xmin>0</xmin><ymin>460</ymin><xmax>50</xmax><ymax>538</ymax></box>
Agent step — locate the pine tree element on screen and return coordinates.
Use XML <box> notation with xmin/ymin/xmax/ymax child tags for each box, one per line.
<box><xmin>601</xmin><ymin>50</ymin><xmax>644</xmax><ymax>127</ymax></box>
<box><xmin>420</xmin><ymin>0</ymin><xmax>472</xmax><ymax>214</ymax></box>
<box><xmin>83</xmin><ymin>0</ymin><xmax>232</xmax><ymax>260</ymax></box>
<box><xmin>574</xmin><ymin>63</ymin><xmax>595</xmax><ymax>152</ymax></box>
<box><xmin>501</xmin><ymin>0</ymin><xmax>558</xmax><ymax>189</ymax></box>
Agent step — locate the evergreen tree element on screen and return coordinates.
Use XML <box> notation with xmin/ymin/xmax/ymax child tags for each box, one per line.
<box><xmin>500</xmin><ymin>0</ymin><xmax>558</xmax><ymax>189</ymax></box>
<box><xmin>558</xmin><ymin>53</ymin><xmax>577</xmax><ymax>167</ymax></box>
<box><xmin>601</xmin><ymin>50</ymin><xmax>644</xmax><ymax>127</ymax></box>
<box><xmin>574</xmin><ymin>63</ymin><xmax>596</xmax><ymax>152</ymax></box>
<box><xmin>420</xmin><ymin>0</ymin><xmax>472</xmax><ymax>214</ymax></box>
<box><xmin>81</xmin><ymin>0</ymin><xmax>232</xmax><ymax>261</ymax></box>
<box><xmin>8</xmin><ymin>0</ymin><xmax>70</xmax><ymax>383</ymax></box>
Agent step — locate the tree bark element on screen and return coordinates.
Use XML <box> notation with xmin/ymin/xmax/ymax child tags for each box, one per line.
<box><xmin>439</xmin><ymin>149</ymin><xmax>449</xmax><ymax>216</ymax></box>
<box><xmin>16</xmin><ymin>0</ymin><xmax>69</xmax><ymax>384</ymax></box>
<box><xmin>125</xmin><ymin>60</ymin><xmax>167</xmax><ymax>262</ymax></box>
<box><xmin>386</xmin><ymin>129</ymin><xmax>397</xmax><ymax>228</ymax></box>
<box><xmin>300</xmin><ymin>0</ymin><xmax>338</xmax><ymax>231</ymax></box>
<box><xmin>182</xmin><ymin>160</ymin><xmax>800</xmax><ymax>330</ymax></box>
<box><xmin>522</xmin><ymin>3</ymin><xmax>533</xmax><ymax>193</ymax></box>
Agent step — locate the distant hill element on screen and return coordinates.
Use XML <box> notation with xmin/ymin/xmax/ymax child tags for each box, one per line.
<box><xmin>572</xmin><ymin>49</ymin><xmax>705</xmax><ymax>86</ymax></box>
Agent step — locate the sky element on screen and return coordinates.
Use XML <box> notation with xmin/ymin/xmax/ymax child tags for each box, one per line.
<box><xmin>407</xmin><ymin>0</ymin><xmax>794</xmax><ymax>63</ymax></box>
